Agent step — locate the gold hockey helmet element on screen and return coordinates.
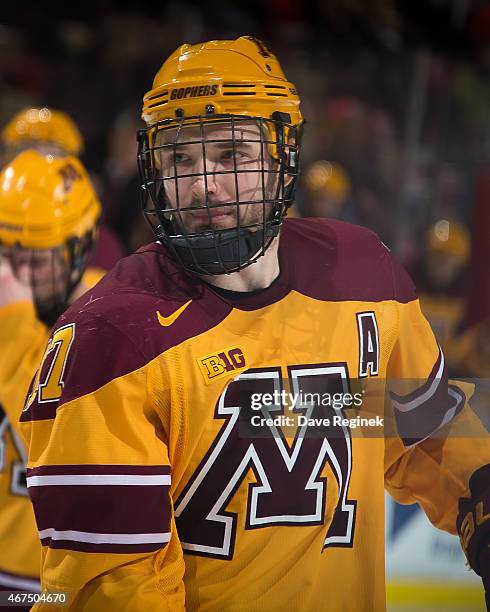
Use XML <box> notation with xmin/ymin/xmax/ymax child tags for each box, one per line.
<box><xmin>1</xmin><ymin>107</ymin><xmax>84</xmax><ymax>156</ymax></box>
<box><xmin>0</xmin><ymin>150</ymin><xmax>100</xmax><ymax>324</ymax></box>
<box><xmin>0</xmin><ymin>150</ymin><xmax>99</xmax><ymax>249</ymax></box>
<box><xmin>427</xmin><ymin>219</ymin><xmax>470</xmax><ymax>265</ymax></box>
<box><xmin>142</xmin><ymin>36</ymin><xmax>302</xmax><ymax>146</ymax></box>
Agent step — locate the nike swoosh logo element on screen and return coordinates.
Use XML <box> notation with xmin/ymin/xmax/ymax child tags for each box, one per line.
<box><xmin>156</xmin><ymin>300</ymin><xmax>192</xmax><ymax>327</ymax></box>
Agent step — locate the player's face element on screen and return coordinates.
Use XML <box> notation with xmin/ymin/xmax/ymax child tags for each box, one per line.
<box><xmin>154</xmin><ymin>121</ymin><xmax>280</xmax><ymax>234</ymax></box>
<box><xmin>1</xmin><ymin>245</ymin><xmax>69</xmax><ymax>306</ymax></box>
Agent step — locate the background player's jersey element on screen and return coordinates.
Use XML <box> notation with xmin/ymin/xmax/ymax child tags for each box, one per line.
<box><xmin>418</xmin><ymin>292</ymin><xmax>465</xmax><ymax>374</ymax></box>
<box><xmin>20</xmin><ymin>219</ymin><xmax>490</xmax><ymax>611</ymax></box>
<box><xmin>0</xmin><ymin>267</ymin><xmax>105</xmax><ymax>592</ymax></box>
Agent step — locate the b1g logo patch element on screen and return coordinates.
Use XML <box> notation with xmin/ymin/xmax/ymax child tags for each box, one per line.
<box><xmin>198</xmin><ymin>347</ymin><xmax>247</xmax><ymax>384</ymax></box>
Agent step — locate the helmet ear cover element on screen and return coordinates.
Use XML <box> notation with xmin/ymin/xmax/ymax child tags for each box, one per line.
<box><xmin>137</xmin><ymin>112</ymin><xmax>302</xmax><ymax>275</ymax></box>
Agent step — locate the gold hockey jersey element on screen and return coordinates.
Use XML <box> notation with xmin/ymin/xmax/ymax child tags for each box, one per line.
<box><xmin>0</xmin><ymin>268</ymin><xmax>105</xmax><ymax>592</ymax></box>
<box><xmin>20</xmin><ymin>219</ymin><xmax>490</xmax><ymax>611</ymax></box>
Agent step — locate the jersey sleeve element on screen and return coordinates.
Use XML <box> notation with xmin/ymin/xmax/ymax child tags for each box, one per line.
<box><xmin>19</xmin><ymin>312</ymin><xmax>185</xmax><ymax>611</ymax></box>
<box><xmin>0</xmin><ymin>301</ymin><xmax>50</xmax><ymax>441</ymax></box>
<box><xmin>384</xmin><ymin>256</ymin><xmax>490</xmax><ymax>536</ymax></box>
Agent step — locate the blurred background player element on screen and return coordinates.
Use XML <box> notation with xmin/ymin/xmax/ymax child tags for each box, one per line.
<box><xmin>414</xmin><ymin>218</ymin><xmax>470</xmax><ymax>374</ymax></box>
<box><xmin>0</xmin><ymin>150</ymin><xmax>101</xmax><ymax>596</ymax></box>
<box><xmin>300</xmin><ymin>159</ymin><xmax>357</xmax><ymax>222</ymax></box>
<box><xmin>1</xmin><ymin>107</ymin><xmax>124</xmax><ymax>270</ymax></box>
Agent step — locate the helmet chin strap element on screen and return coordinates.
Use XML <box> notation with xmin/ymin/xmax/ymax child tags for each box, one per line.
<box><xmin>170</xmin><ymin>222</ymin><xmax>281</xmax><ymax>275</ymax></box>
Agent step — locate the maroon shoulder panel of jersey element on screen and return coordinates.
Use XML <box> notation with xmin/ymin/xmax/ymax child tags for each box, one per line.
<box><xmin>216</xmin><ymin>218</ymin><xmax>417</xmax><ymax>311</ymax></box>
<box><xmin>285</xmin><ymin>217</ymin><xmax>416</xmax><ymax>303</ymax></box>
<box><xmin>21</xmin><ymin>244</ymin><xmax>233</xmax><ymax>420</ymax></box>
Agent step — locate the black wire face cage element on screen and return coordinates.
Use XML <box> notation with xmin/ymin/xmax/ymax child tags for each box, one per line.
<box><xmin>0</xmin><ymin>231</ymin><xmax>95</xmax><ymax>327</ymax></box>
<box><xmin>137</xmin><ymin>113</ymin><xmax>301</xmax><ymax>275</ymax></box>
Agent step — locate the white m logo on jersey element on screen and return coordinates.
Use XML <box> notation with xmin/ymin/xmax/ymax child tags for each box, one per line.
<box><xmin>175</xmin><ymin>364</ymin><xmax>357</xmax><ymax>559</ymax></box>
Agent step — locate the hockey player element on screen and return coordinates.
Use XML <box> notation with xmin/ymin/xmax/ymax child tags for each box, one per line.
<box><xmin>416</xmin><ymin>219</ymin><xmax>470</xmax><ymax>373</ymax></box>
<box><xmin>21</xmin><ymin>38</ymin><xmax>490</xmax><ymax>611</ymax></box>
<box><xmin>0</xmin><ymin>150</ymin><xmax>101</xmax><ymax>595</ymax></box>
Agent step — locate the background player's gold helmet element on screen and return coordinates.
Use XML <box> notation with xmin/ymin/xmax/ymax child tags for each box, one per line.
<box><xmin>1</xmin><ymin>107</ymin><xmax>84</xmax><ymax>158</ymax></box>
<box><xmin>0</xmin><ymin>150</ymin><xmax>100</xmax><ymax>323</ymax></box>
<box><xmin>303</xmin><ymin>161</ymin><xmax>352</xmax><ymax>202</ymax></box>
<box><xmin>0</xmin><ymin>150</ymin><xmax>99</xmax><ymax>248</ymax></box>
<box><xmin>138</xmin><ymin>36</ymin><xmax>304</xmax><ymax>275</ymax></box>
<box><xmin>426</xmin><ymin>219</ymin><xmax>470</xmax><ymax>265</ymax></box>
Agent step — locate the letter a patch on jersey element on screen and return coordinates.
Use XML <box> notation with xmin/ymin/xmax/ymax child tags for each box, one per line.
<box><xmin>356</xmin><ymin>312</ymin><xmax>379</xmax><ymax>377</ymax></box>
